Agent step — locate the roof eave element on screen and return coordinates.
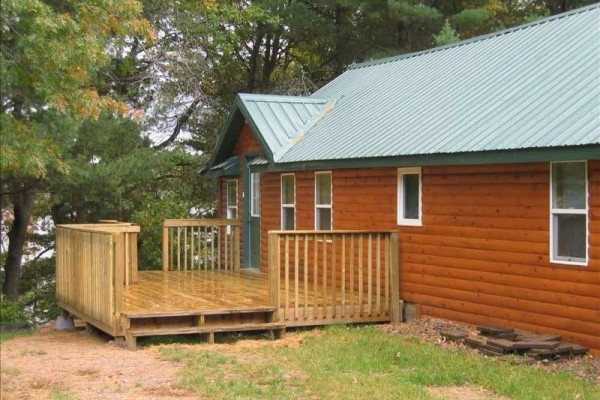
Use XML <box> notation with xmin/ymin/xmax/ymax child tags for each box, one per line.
<box><xmin>249</xmin><ymin>145</ymin><xmax>600</xmax><ymax>173</ymax></box>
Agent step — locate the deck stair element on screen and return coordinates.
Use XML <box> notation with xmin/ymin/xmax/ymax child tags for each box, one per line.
<box><xmin>121</xmin><ymin>307</ymin><xmax>285</xmax><ymax>350</ymax></box>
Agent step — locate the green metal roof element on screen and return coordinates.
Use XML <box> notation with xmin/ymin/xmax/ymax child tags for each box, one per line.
<box><xmin>210</xmin><ymin>94</ymin><xmax>328</xmax><ymax>166</ymax></box>
<box><xmin>204</xmin><ymin>156</ymin><xmax>240</xmax><ymax>177</ymax></box>
<box><xmin>210</xmin><ymin>5</ymin><xmax>600</xmax><ymax>171</ymax></box>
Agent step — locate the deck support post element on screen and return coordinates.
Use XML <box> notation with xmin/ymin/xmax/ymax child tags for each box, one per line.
<box><xmin>125</xmin><ymin>333</ymin><xmax>137</xmax><ymax>351</ymax></box>
<box><xmin>201</xmin><ymin>332</ymin><xmax>215</xmax><ymax>344</ymax></box>
<box><xmin>389</xmin><ymin>232</ymin><xmax>401</xmax><ymax>323</ymax></box>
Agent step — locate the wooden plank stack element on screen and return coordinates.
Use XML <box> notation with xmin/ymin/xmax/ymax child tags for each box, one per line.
<box><xmin>440</xmin><ymin>324</ymin><xmax>590</xmax><ymax>361</ymax></box>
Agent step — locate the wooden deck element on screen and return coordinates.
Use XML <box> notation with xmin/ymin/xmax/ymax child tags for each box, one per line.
<box><xmin>124</xmin><ymin>269</ymin><xmax>393</xmax><ymax>323</ymax></box>
<box><xmin>56</xmin><ymin>221</ymin><xmax>400</xmax><ymax>350</ymax></box>
<box><xmin>124</xmin><ymin>269</ymin><xmax>271</xmax><ymax>317</ymax></box>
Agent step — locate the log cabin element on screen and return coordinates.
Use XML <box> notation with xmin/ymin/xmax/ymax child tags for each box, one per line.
<box><xmin>202</xmin><ymin>5</ymin><xmax>600</xmax><ymax>351</ymax></box>
<box><xmin>55</xmin><ymin>5</ymin><xmax>599</xmax><ymax>352</ymax></box>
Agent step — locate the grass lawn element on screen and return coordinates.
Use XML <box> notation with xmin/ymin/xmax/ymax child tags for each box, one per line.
<box><xmin>158</xmin><ymin>325</ymin><xmax>599</xmax><ymax>400</ymax></box>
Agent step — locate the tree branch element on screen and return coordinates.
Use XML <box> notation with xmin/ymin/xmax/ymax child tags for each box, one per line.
<box><xmin>154</xmin><ymin>97</ymin><xmax>201</xmax><ymax>149</ymax></box>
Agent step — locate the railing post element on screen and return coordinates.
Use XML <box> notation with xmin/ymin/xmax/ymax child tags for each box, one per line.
<box><xmin>268</xmin><ymin>232</ymin><xmax>281</xmax><ymax>322</ymax></box>
<box><xmin>129</xmin><ymin>232</ymin><xmax>138</xmax><ymax>284</ymax></box>
<box><xmin>114</xmin><ymin>233</ymin><xmax>125</xmax><ymax>334</ymax></box>
<box><xmin>162</xmin><ymin>223</ymin><xmax>169</xmax><ymax>271</ymax></box>
<box><xmin>389</xmin><ymin>232</ymin><xmax>401</xmax><ymax>323</ymax></box>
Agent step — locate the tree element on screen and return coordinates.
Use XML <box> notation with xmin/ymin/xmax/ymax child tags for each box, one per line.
<box><xmin>0</xmin><ymin>0</ymin><xmax>153</xmax><ymax>300</ymax></box>
<box><xmin>435</xmin><ymin>20</ymin><xmax>461</xmax><ymax>46</ymax></box>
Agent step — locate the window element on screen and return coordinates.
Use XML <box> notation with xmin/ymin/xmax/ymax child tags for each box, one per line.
<box><xmin>397</xmin><ymin>167</ymin><xmax>422</xmax><ymax>226</ymax></box>
<box><xmin>550</xmin><ymin>161</ymin><xmax>588</xmax><ymax>265</ymax></box>
<box><xmin>281</xmin><ymin>174</ymin><xmax>295</xmax><ymax>230</ymax></box>
<box><xmin>250</xmin><ymin>172</ymin><xmax>260</xmax><ymax>217</ymax></box>
<box><xmin>226</xmin><ymin>180</ymin><xmax>238</xmax><ymax>234</ymax></box>
<box><xmin>315</xmin><ymin>172</ymin><xmax>332</xmax><ymax>230</ymax></box>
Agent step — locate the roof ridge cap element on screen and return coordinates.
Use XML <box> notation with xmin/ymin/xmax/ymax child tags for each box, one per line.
<box><xmin>350</xmin><ymin>3</ymin><xmax>600</xmax><ymax>70</ymax></box>
<box><xmin>237</xmin><ymin>93</ymin><xmax>328</xmax><ymax>103</ymax></box>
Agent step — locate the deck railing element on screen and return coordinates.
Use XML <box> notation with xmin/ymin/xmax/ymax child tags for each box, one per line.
<box><xmin>162</xmin><ymin>219</ymin><xmax>241</xmax><ymax>271</ymax></box>
<box><xmin>268</xmin><ymin>230</ymin><xmax>400</xmax><ymax>326</ymax></box>
<box><xmin>55</xmin><ymin>222</ymin><xmax>139</xmax><ymax>336</ymax></box>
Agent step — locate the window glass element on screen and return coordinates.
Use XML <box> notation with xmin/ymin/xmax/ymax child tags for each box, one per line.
<box><xmin>282</xmin><ymin>207</ymin><xmax>295</xmax><ymax>230</ymax></box>
<box><xmin>281</xmin><ymin>175</ymin><xmax>295</xmax><ymax>205</ymax></box>
<box><xmin>403</xmin><ymin>173</ymin><xmax>420</xmax><ymax>220</ymax></box>
<box><xmin>552</xmin><ymin>163</ymin><xmax>586</xmax><ymax>209</ymax></box>
<box><xmin>316</xmin><ymin>208</ymin><xmax>332</xmax><ymax>230</ymax></box>
<box><xmin>227</xmin><ymin>181</ymin><xmax>237</xmax><ymax>207</ymax></box>
<box><xmin>554</xmin><ymin>214</ymin><xmax>586</xmax><ymax>259</ymax></box>
<box><xmin>250</xmin><ymin>172</ymin><xmax>260</xmax><ymax>216</ymax></box>
<box><xmin>316</xmin><ymin>173</ymin><xmax>332</xmax><ymax>205</ymax></box>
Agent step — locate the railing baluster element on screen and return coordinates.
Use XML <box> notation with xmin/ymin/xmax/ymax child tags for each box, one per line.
<box><xmin>313</xmin><ymin>235</ymin><xmax>318</xmax><ymax>319</ymax></box>
<box><xmin>377</xmin><ymin>234</ymin><xmax>381</xmax><ymax>315</ymax></box>
<box><xmin>331</xmin><ymin>234</ymin><xmax>336</xmax><ymax>318</ymax></box>
<box><xmin>350</xmin><ymin>234</ymin><xmax>355</xmax><ymax>317</ymax></box>
<box><xmin>285</xmin><ymin>235</ymin><xmax>290</xmax><ymax>320</ymax></box>
<box><xmin>358</xmin><ymin>234</ymin><xmax>363</xmax><ymax>316</ymax></box>
<box><xmin>211</xmin><ymin>226</ymin><xmax>215</xmax><ymax>270</ymax></box>
<box><xmin>224</xmin><ymin>226</ymin><xmax>229</xmax><ymax>270</ymax></box>
<box><xmin>341</xmin><ymin>234</ymin><xmax>346</xmax><ymax>318</ymax></box>
<box><xmin>184</xmin><ymin>227</ymin><xmax>188</xmax><ymax>271</ymax></box>
<box><xmin>203</xmin><ymin>226</ymin><xmax>208</xmax><ymax>270</ymax></box>
<box><xmin>385</xmin><ymin>234</ymin><xmax>390</xmax><ymax>313</ymax></box>
<box><xmin>322</xmin><ymin>234</ymin><xmax>327</xmax><ymax>318</ymax></box>
<box><xmin>190</xmin><ymin>226</ymin><xmax>195</xmax><ymax>270</ymax></box>
<box><xmin>368</xmin><ymin>234</ymin><xmax>372</xmax><ymax>316</ymax></box>
<box><xmin>170</xmin><ymin>228</ymin><xmax>174</xmax><ymax>271</ymax></box>
<box><xmin>217</xmin><ymin>226</ymin><xmax>221</xmax><ymax>270</ymax></box>
<box><xmin>304</xmin><ymin>234</ymin><xmax>308</xmax><ymax>319</ymax></box>
<box><xmin>294</xmin><ymin>235</ymin><xmax>299</xmax><ymax>321</ymax></box>
<box><xmin>177</xmin><ymin>228</ymin><xmax>181</xmax><ymax>271</ymax></box>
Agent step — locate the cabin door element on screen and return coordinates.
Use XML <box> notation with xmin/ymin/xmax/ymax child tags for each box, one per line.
<box><xmin>244</xmin><ymin>159</ymin><xmax>261</xmax><ymax>268</ymax></box>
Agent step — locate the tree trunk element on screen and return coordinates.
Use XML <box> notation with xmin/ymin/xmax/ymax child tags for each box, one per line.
<box><xmin>2</xmin><ymin>189</ymin><xmax>36</xmax><ymax>301</ymax></box>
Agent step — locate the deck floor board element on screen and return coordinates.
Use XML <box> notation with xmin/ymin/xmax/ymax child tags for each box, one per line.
<box><xmin>124</xmin><ymin>270</ymin><xmax>270</xmax><ymax>315</ymax></box>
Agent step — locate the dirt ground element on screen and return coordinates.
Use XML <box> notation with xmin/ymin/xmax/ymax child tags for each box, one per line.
<box><xmin>1</xmin><ymin>318</ymin><xmax>598</xmax><ymax>399</ymax></box>
<box><xmin>0</xmin><ymin>326</ymin><xmax>195</xmax><ymax>400</ymax></box>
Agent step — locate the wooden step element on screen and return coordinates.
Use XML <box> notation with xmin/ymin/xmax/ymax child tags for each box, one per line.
<box><xmin>128</xmin><ymin>322</ymin><xmax>285</xmax><ymax>337</ymax></box>
<box><xmin>124</xmin><ymin>306</ymin><xmax>276</xmax><ymax>319</ymax></box>
<box><xmin>124</xmin><ymin>322</ymin><xmax>285</xmax><ymax>350</ymax></box>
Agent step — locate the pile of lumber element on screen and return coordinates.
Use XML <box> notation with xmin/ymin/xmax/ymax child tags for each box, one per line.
<box><xmin>440</xmin><ymin>325</ymin><xmax>589</xmax><ymax>362</ymax></box>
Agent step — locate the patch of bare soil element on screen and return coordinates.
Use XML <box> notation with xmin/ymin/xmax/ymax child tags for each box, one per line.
<box><xmin>380</xmin><ymin>317</ymin><xmax>600</xmax><ymax>385</ymax></box>
<box><xmin>428</xmin><ymin>385</ymin><xmax>510</xmax><ymax>400</ymax></box>
<box><xmin>0</xmin><ymin>325</ymin><xmax>195</xmax><ymax>400</ymax></box>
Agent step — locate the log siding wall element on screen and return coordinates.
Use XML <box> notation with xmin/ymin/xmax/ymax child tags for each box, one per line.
<box><xmin>256</xmin><ymin>163</ymin><xmax>600</xmax><ymax>351</ymax></box>
<box><xmin>224</xmin><ymin>126</ymin><xmax>600</xmax><ymax>350</ymax></box>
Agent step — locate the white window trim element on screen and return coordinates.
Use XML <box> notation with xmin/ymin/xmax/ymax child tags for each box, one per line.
<box><xmin>315</xmin><ymin>171</ymin><xmax>333</xmax><ymax>230</ymax></box>
<box><xmin>397</xmin><ymin>167</ymin><xmax>422</xmax><ymax>226</ymax></box>
<box><xmin>549</xmin><ymin>161</ymin><xmax>588</xmax><ymax>266</ymax></box>
<box><xmin>281</xmin><ymin>173</ymin><xmax>296</xmax><ymax>230</ymax></box>
<box><xmin>250</xmin><ymin>172</ymin><xmax>260</xmax><ymax>217</ymax></box>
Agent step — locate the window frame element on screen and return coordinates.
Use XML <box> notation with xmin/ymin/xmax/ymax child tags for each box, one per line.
<box><xmin>250</xmin><ymin>172</ymin><xmax>260</xmax><ymax>217</ymax></box>
<box><xmin>549</xmin><ymin>160</ymin><xmax>588</xmax><ymax>266</ymax></box>
<box><xmin>314</xmin><ymin>171</ymin><xmax>333</xmax><ymax>230</ymax></box>
<box><xmin>397</xmin><ymin>167</ymin><xmax>422</xmax><ymax>226</ymax></box>
<box><xmin>281</xmin><ymin>173</ymin><xmax>296</xmax><ymax>230</ymax></box>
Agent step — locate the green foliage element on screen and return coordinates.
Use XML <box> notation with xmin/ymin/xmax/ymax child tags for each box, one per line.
<box><xmin>0</xmin><ymin>295</ymin><xmax>27</xmax><ymax>324</ymax></box>
<box><xmin>435</xmin><ymin>20</ymin><xmax>461</xmax><ymax>46</ymax></box>
<box><xmin>19</xmin><ymin>258</ymin><xmax>61</xmax><ymax>324</ymax></box>
<box><xmin>159</xmin><ymin>326</ymin><xmax>600</xmax><ymax>399</ymax></box>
